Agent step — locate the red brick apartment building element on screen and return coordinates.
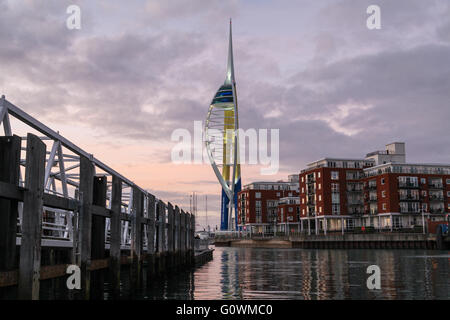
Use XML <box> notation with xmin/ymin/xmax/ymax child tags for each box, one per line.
<box><xmin>237</xmin><ymin>175</ymin><xmax>299</xmax><ymax>234</ymax></box>
<box><xmin>299</xmin><ymin>142</ymin><xmax>450</xmax><ymax>234</ymax></box>
<box><xmin>239</xmin><ymin>142</ymin><xmax>450</xmax><ymax>235</ymax></box>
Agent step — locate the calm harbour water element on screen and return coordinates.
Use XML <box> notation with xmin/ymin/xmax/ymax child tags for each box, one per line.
<box><xmin>139</xmin><ymin>246</ymin><xmax>450</xmax><ymax>300</ymax></box>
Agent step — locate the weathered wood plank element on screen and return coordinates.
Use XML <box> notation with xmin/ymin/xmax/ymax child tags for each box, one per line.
<box><xmin>146</xmin><ymin>194</ymin><xmax>156</xmax><ymax>280</ymax></box>
<box><xmin>91</xmin><ymin>175</ymin><xmax>107</xmax><ymax>299</ymax></box>
<box><xmin>91</xmin><ymin>204</ymin><xmax>111</xmax><ymax>217</ymax></box>
<box><xmin>0</xmin><ymin>180</ymin><xmax>23</xmax><ymax>201</ymax></box>
<box><xmin>18</xmin><ymin>133</ymin><xmax>46</xmax><ymax>300</ymax></box>
<box><xmin>78</xmin><ymin>155</ymin><xmax>94</xmax><ymax>300</ymax></box>
<box><xmin>130</xmin><ymin>187</ymin><xmax>143</xmax><ymax>290</ymax></box>
<box><xmin>109</xmin><ymin>175</ymin><xmax>122</xmax><ymax>298</ymax></box>
<box><xmin>43</xmin><ymin>193</ymin><xmax>78</xmax><ymax>211</ymax></box>
<box><xmin>0</xmin><ymin>135</ymin><xmax>21</xmax><ymax>272</ymax></box>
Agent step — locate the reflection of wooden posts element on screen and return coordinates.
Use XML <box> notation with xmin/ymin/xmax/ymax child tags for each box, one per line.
<box><xmin>0</xmin><ymin>135</ymin><xmax>21</xmax><ymax>274</ymax></box>
<box><xmin>109</xmin><ymin>176</ymin><xmax>122</xmax><ymax>299</ymax></box>
<box><xmin>18</xmin><ymin>134</ymin><xmax>46</xmax><ymax>300</ymax></box>
<box><xmin>90</xmin><ymin>176</ymin><xmax>107</xmax><ymax>299</ymax></box>
<box><xmin>130</xmin><ymin>187</ymin><xmax>143</xmax><ymax>291</ymax></box>
<box><xmin>146</xmin><ymin>194</ymin><xmax>156</xmax><ymax>279</ymax></box>
<box><xmin>174</xmin><ymin>205</ymin><xmax>180</xmax><ymax>270</ymax></box>
<box><xmin>167</xmin><ymin>202</ymin><xmax>174</xmax><ymax>273</ymax></box>
<box><xmin>79</xmin><ymin>155</ymin><xmax>95</xmax><ymax>300</ymax></box>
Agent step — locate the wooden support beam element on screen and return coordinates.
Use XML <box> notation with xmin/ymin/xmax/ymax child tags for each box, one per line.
<box><xmin>90</xmin><ymin>175</ymin><xmax>107</xmax><ymax>300</ymax></box>
<box><xmin>0</xmin><ymin>180</ymin><xmax>24</xmax><ymax>201</ymax></box>
<box><xmin>175</xmin><ymin>205</ymin><xmax>181</xmax><ymax>268</ymax></box>
<box><xmin>78</xmin><ymin>156</ymin><xmax>94</xmax><ymax>300</ymax></box>
<box><xmin>146</xmin><ymin>194</ymin><xmax>156</xmax><ymax>280</ymax></box>
<box><xmin>18</xmin><ymin>133</ymin><xmax>46</xmax><ymax>300</ymax></box>
<box><xmin>180</xmin><ymin>209</ymin><xmax>186</xmax><ymax>266</ymax></box>
<box><xmin>167</xmin><ymin>202</ymin><xmax>174</xmax><ymax>272</ymax></box>
<box><xmin>0</xmin><ymin>135</ymin><xmax>21</xmax><ymax>273</ymax></box>
<box><xmin>109</xmin><ymin>176</ymin><xmax>122</xmax><ymax>298</ymax></box>
<box><xmin>130</xmin><ymin>187</ymin><xmax>143</xmax><ymax>291</ymax></box>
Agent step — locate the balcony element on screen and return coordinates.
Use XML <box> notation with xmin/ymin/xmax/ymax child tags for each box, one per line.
<box><xmin>399</xmin><ymin>195</ymin><xmax>420</xmax><ymax>201</ymax></box>
<box><xmin>368</xmin><ymin>196</ymin><xmax>378</xmax><ymax>202</ymax></box>
<box><xmin>400</xmin><ymin>209</ymin><xmax>420</xmax><ymax>214</ymax></box>
<box><xmin>429</xmin><ymin>208</ymin><xmax>445</xmax><ymax>214</ymax></box>
<box><xmin>368</xmin><ymin>184</ymin><xmax>377</xmax><ymax>190</ymax></box>
<box><xmin>398</xmin><ymin>182</ymin><xmax>419</xmax><ymax>189</ymax></box>
<box><xmin>428</xmin><ymin>183</ymin><xmax>443</xmax><ymax>189</ymax></box>
<box><xmin>429</xmin><ymin>195</ymin><xmax>444</xmax><ymax>202</ymax></box>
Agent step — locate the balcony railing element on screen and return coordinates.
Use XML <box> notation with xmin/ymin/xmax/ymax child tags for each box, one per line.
<box><xmin>398</xmin><ymin>182</ymin><xmax>419</xmax><ymax>188</ymax></box>
<box><xmin>428</xmin><ymin>183</ymin><xmax>443</xmax><ymax>189</ymax></box>
<box><xmin>399</xmin><ymin>195</ymin><xmax>420</xmax><ymax>201</ymax></box>
<box><xmin>429</xmin><ymin>195</ymin><xmax>444</xmax><ymax>202</ymax></box>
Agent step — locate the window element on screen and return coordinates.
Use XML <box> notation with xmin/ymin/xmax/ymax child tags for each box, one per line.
<box><xmin>288</xmin><ymin>207</ymin><xmax>293</xmax><ymax>212</ymax></box>
<box><xmin>318</xmin><ymin>195</ymin><xmax>322</xmax><ymax>201</ymax></box>
<box><xmin>302</xmin><ymin>209</ymin><xmax>305</xmax><ymax>215</ymax></box>
<box><xmin>332</xmin><ymin>193</ymin><xmax>340</xmax><ymax>204</ymax></box>
<box><xmin>255</xmin><ymin>192</ymin><xmax>261</xmax><ymax>199</ymax></box>
<box><xmin>332</xmin><ymin>204</ymin><xmax>340</xmax><ymax>215</ymax></box>
<box><xmin>318</xmin><ymin>172</ymin><xmax>321</xmax><ymax>178</ymax></box>
<box><xmin>301</xmin><ymin>177</ymin><xmax>304</xmax><ymax>183</ymax></box>
<box><xmin>319</xmin><ymin>206</ymin><xmax>322</xmax><ymax>213</ymax></box>
<box><xmin>448</xmin><ymin>203</ymin><xmax>450</xmax><ymax>211</ymax></box>
<box><xmin>447</xmin><ymin>191</ymin><xmax>450</xmax><ymax>197</ymax></box>
<box><xmin>301</xmin><ymin>187</ymin><xmax>304</xmax><ymax>194</ymax></box>
<box><xmin>446</xmin><ymin>178</ymin><xmax>450</xmax><ymax>185</ymax></box>
<box><xmin>382</xmin><ymin>191</ymin><xmax>386</xmax><ymax>198</ymax></box>
<box><xmin>331</xmin><ymin>171</ymin><xmax>339</xmax><ymax>180</ymax></box>
<box><xmin>381</xmin><ymin>178</ymin><xmax>385</xmax><ymax>185</ymax></box>
<box><xmin>421</xmin><ymin>178</ymin><xmax>427</xmax><ymax>184</ymax></box>
<box><xmin>276</xmin><ymin>192</ymin><xmax>280</xmax><ymax>197</ymax></box>
<box><xmin>382</xmin><ymin>203</ymin><xmax>387</xmax><ymax>210</ymax></box>
<box><xmin>256</xmin><ymin>200</ymin><xmax>261</xmax><ymax>207</ymax></box>
<box><xmin>422</xmin><ymin>190</ymin><xmax>427</xmax><ymax>197</ymax></box>
<box><xmin>422</xmin><ymin>203</ymin><xmax>428</xmax><ymax>211</ymax></box>
<box><xmin>302</xmin><ymin>198</ymin><xmax>305</xmax><ymax>204</ymax></box>
<box><xmin>318</xmin><ymin>183</ymin><xmax>321</xmax><ymax>190</ymax></box>
<box><xmin>331</xmin><ymin>183</ymin><xmax>339</xmax><ymax>192</ymax></box>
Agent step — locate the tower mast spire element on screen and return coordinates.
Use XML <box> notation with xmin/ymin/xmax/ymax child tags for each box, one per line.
<box><xmin>225</xmin><ymin>19</ymin><xmax>234</xmax><ymax>85</ymax></box>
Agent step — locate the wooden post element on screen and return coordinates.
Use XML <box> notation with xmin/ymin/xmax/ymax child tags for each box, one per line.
<box><xmin>158</xmin><ymin>200</ymin><xmax>166</xmax><ymax>273</ymax></box>
<box><xmin>0</xmin><ymin>135</ymin><xmax>21</xmax><ymax>273</ymax></box>
<box><xmin>146</xmin><ymin>194</ymin><xmax>156</xmax><ymax>280</ymax></box>
<box><xmin>175</xmin><ymin>205</ymin><xmax>180</xmax><ymax>269</ymax></box>
<box><xmin>130</xmin><ymin>187</ymin><xmax>143</xmax><ymax>291</ymax></box>
<box><xmin>109</xmin><ymin>176</ymin><xmax>122</xmax><ymax>298</ymax></box>
<box><xmin>79</xmin><ymin>155</ymin><xmax>95</xmax><ymax>300</ymax></box>
<box><xmin>167</xmin><ymin>202</ymin><xmax>174</xmax><ymax>273</ymax></box>
<box><xmin>180</xmin><ymin>210</ymin><xmax>186</xmax><ymax>267</ymax></box>
<box><xmin>190</xmin><ymin>213</ymin><xmax>195</xmax><ymax>266</ymax></box>
<box><xmin>18</xmin><ymin>134</ymin><xmax>46</xmax><ymax>300</ymax></box>
<box><xmin>185</xmin><ymin>213</ymin><xmax>191</xmax><ymax>267</ymax></box>
<box><xmin>90</xmin><ymin>175</ymin><xmax>107</xmax><ymax>299</ymax></box>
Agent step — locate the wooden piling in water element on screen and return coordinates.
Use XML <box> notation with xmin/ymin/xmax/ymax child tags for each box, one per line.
<box><xmin>18</xmin><ymin>134</ymin><xmax>46</xmax><ymax>300</ymax></box>
<box><xmin>167</xmin><ymin>202</ymin><xmax>175</xmax><ymax>273</ymax></box>
<box><xmin>146</xmin><ymin>194</ymin><xmax>156</xmax><ymax>280</ymax></box>
<box><xmin>0</xmin><ymin>135</ymin><xmax>21</xmax><ymax>279</ymax></box>
<box><xmin>130</xmin><ymin>187</ymin><xmax>143</xmax><ymax>291</ymax></box>
<box><xmin>109</xmin><ymin>176</ymin><xmax>122</xmax><ymax>299</ymax></box>
<box><xmin>90</xmin><ymin>176</ymin><xmax>107</xmax><ymax>299</ymax></box>
<box><xmin>78</xmin><ymin>155</ymin><xmax>95</xmax><ymax>300</ymax></box>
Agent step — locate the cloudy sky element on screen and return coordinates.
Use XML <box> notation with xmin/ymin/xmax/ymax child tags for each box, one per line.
<box><xmin>1</xmin><ymin>0</ymin><xmax>449</xmax><ymax>229</ymax></box>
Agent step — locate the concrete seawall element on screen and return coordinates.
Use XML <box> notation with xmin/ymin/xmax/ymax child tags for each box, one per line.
<box><xmin>215</xmin><ymin>233</ymin><xmax>449</xmax><ymax>249</ymax></box>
